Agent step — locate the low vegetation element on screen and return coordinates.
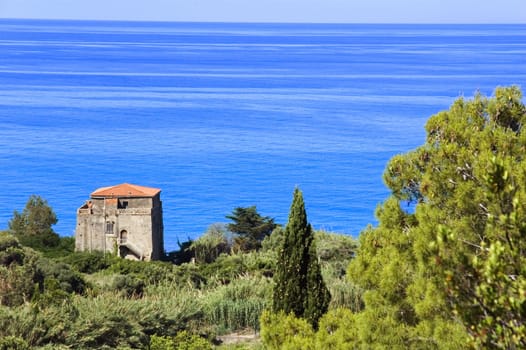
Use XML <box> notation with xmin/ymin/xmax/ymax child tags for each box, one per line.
<box><xmin>0</xmin><ymin>193</ymin><xmax>357</xmax><ymax>349</ymax></box>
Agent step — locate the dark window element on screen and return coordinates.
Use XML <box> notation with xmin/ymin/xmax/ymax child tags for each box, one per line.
<box><xmin>118</xmin><ymin>200</ymin><xmax>129</xmax><ymax>209</ymax></box>
<box><xmin>105</xmin><ymin>221</ymin><xmax>114</xmax><ymax>234</ymax></box>
<box><xmin>120</xmin><ymin>230</ymin><xmax>128</xmax><ymax>244</ymax></box>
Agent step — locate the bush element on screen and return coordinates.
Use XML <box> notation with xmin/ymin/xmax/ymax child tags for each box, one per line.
<box><xmin>261</xmin><ymin>227</ymin><xmax>284</xmax><ymax>254</ymax></box>
<box><xmin>173</xmin><ymin>330</ymin><xmax>213</xmax><ymax>350</ymax></box>
<box><xmin>32</xmin><ymin>278</ymin><xmax>72</xmax><ymax>308</ymax></box>
<box><xmin>260</xmin><ymin>310</ymin><xmax>314</xmax><ymax>350</ymax></box>
<box><xmin>202</xmin><ymin>276</ymin><xmax>272</xmax><ymax>333</ymax></box>
<box><xmin>199</xmin><ymin>254</ymin><xmax>248</xmax><ymax>283</ymax></box>
<box><xmin>0</xmin><ymin>336</ymin><xmax>29</xmax><ymax>350</ymax></box>
<box><xmin>315</xmin><ymin>231</ymin><xmax>357</xmax><ymax>263</ymax></box>
<box><xmin>191</xmin><ymin>224</ymin><xmax>230</xmax><ymax>264</ymax></box>
<box><xmin>0</xmin><ymin>244</ymin><xmax>43</xmax><ymax>307</ymax></box>
<box><xmin>0</xmin><ymin>232</ymin><xmax>21</xmax><ymax>252</ymax></box>
<box><xmin>149</xmin><ymin>334</ymin><xmax>175</xmax><ymax>350</ymax></box>
<box><xmin>150</xmin><ymin>331</ymin><xmax>213</xmax><ymax>350</ymax></box>
<box><xmin>111</xmin><ymin>275</ymin><xmax>145</xmax><ymax>298</ymax></box>
<box><xmin>62</xmin><ymin>251</ymin><xmax>115</xmax><ymax>274</ymax></box>
<box><xmin>171</xmin><ymin>263</ymin><xmax>207</xmax><ymax>289</ymax></box>
<box><xmin>108</xmin><ymin>259</ymin><xmax>175</xmax><ymax>285</ymax></box>
<box><xmin>38</xmin><ymin>259</ymin><xmax>86</xmax><ymax>294</ymax></box>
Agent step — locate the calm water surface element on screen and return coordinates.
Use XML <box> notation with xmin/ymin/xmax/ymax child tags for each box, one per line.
<box><xmin>0</xmin><ymin>20</ymin><xmax>525</xmax><ymax>250</ymax></box>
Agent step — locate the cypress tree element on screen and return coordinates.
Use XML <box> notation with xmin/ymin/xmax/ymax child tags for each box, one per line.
<box><xmin>273</xmin><ymin>187</ymin><xmax>330</xmax><ymax>327</ymax></box>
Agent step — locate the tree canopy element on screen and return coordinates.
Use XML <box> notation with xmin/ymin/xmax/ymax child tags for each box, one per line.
<box><xmin>273</xmin><ymin>188</ymin><xmax>330</xmax><ymax>328</ymax></box>
<box><xmin>347</xmin><ymin>85</ymin><xmax>526</xmax><ymax>348</ymax></box>
<box><xmin>226</xmin><ymin>206</ymin><xmax>277</xmax><ymax>251</ymax></box>
<box><xmin>8</xmin><ymin>195</ymin><xmax>60</xmax><ymax>249</ymax></box>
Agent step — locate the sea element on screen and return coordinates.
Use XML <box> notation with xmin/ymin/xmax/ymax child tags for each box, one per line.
<box><xmin>0</xmin><ymin>20</ymin><xmax>525</xmax><ymax>251</ymax></box>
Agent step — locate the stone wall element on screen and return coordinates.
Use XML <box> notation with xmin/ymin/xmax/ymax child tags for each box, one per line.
<box><xmin>75</xmin><ymin>193</ymin><xmax>164</xmax><ymax>261</ymax></box>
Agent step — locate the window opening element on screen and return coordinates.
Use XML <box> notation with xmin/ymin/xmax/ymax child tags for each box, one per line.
<box><xmin>105</xmin><ymin>221</ymin><xmax>114</xmax><ymax>234</ymax></box>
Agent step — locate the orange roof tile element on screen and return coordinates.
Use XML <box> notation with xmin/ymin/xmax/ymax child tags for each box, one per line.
<box><xmin>91</xmin><ymin>183</ymin><xmax>161</xmax><ymax>198</ymax></box>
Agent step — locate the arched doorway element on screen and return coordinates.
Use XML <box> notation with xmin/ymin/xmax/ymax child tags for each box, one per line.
<box><xmin>120</xmin><ymin>230</ymin><xmax>128</xmax><ymax>244</ymax></box>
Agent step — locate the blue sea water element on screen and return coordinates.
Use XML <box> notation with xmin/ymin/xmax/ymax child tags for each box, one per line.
<box><xmin>0</xmin><ymin>20</ymin><xmax>525</xmax><ymax>251</ymax></box>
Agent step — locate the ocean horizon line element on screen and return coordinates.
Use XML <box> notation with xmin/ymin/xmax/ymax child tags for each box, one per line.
<box><xmin>1</xmin><ymin>17</ymin><xmax>524</xmax><ymax>26</ymax></box>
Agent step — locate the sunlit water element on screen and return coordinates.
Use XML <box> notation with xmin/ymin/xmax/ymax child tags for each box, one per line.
<box><xmin>0</xmin><ymin>20</ymin><xmax>525</xmax><ymax>250</ymax></box>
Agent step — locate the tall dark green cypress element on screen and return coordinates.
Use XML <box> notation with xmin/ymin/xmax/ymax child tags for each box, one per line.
<box><xmin>272</xmin><ymin>187</ymin><xmax>330</xmax><ymax>327</ymax></box>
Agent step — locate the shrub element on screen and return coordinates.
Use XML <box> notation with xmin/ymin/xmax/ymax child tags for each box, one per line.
<box><xmin>260</xmin><ymin>310</ymin><xmax>314</xmax><ymax>350</ymax></box>
<box><xmin>191</xmin><ymin>224</ymin><xmax>230</xmax><ymax>264</ymax></box>
<box><xmin>0</xmin><ymin>245</ymin><xmax>43</xmax><ymax>307</ymax></box>
<box><xmin>38</xmin><ymin>259</ymin><xmax>86</xmax><ymax>294</ymax></box>
<box><xmin>149</xmin><ymin>334</ymin><xmax>175</xmax><ymax>350</ymax></box>
<box><xmin>0</xmin><ymin>232</ymin><xmax>21</xmax><ymax>252</ymax></box>
<box><xmin>108</xmin><ymin>259</ymin><xmax>175</xmax><ymax>285</ymax></box>
<box><xmin>171</xmin><ymin>263</ymin><xmax>207</xmax><ymax>288</ymax></box>
<box><xmin>199</xmin><ymin>254</ymin><xmax>248</xmax><ymax>283</ymax></box>
<box><xmin>202</xmin><ymin>276</ymin><xmax>272</xmax><ymax>333</ymax></box>
<box><xmin>111</xmin><ymin>274</ymin><xmax>145</xmax><ymax>298</ymax></box>
<box><xmin>62</xmin><ymin>251</ymin><xmax>115</xmax><ymax>274</ymax></box>
<box><xmin>0</xmin><ymin>336</ymin><xmax>29</xmax><ymax>350</ymax></box>
<box><xmin>173</xmin><ymin>330</ymin><xmax>213</xmax><ymax>350</ymax></box>
<box><xmin>150</xmin><ymin>331</ymin><xmax>213</xmax><ymax>350</ymax></box>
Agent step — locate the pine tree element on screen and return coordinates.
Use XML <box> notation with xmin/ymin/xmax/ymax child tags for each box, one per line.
<box><xmin>347</xmin><ymin>86</ymin><xmax>526</xmax><ymax>348</ymax></box>
<box><xmin>226</xmin><ymin>206</ymin><xmax>277</xmax><ymax>252</ymax></box>
<box><xmin>273</xmin><ymin>187</ymin><xmax>330</xmax><ymax>327</ymax></box>
<box><xmin>305</xmin><ymin>241</ymin><xmax>331</xmax><ymax>326</ymax></box>
<box><xmin>8</xmin><ymin>195</ymin><xmax>60</xmax><ymax>249</ymax></box>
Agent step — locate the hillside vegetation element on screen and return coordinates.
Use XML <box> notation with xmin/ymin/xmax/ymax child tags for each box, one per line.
<box><xmin>0</xmin><ymin>195</ymin><xmax>358</xmax><ymax>349</ymax></box>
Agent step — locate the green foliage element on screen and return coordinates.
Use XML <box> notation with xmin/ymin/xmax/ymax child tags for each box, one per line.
<box><xmin>62</xmin><ymin>251</ymin><xmax>116</xmax><ymax>274</ymax></box>
<box><xmin>111</xmin><ymin>274</ymin><xmax>145</xmax><ymax>298</ymax></box>
<box><xmin>314</xmin><ymin>308</ymin><xmax>357</xmax><ymax>349</ymax></box>
<box><xmin>0</xmin><ymin>232</ymin><xmax>24</xmax><ymax>266</ymax></box>
<box><xmin>107</xmin><ymin>258</ymin><xmax>175</xmax><ymax>285</ymax></box>
<box><xmin>315</xmin><ymin>231</ymin><xmax>362</xmax><ymax>311</ymax></box>
<box><xmin>191</xmin><ymin>224</ymin><xmax>230</xmax><ymax>264</ymax></box>
<box><xmin>0</xmin><ymin>299</ymin><xmax>79</xmax><ymax>347</ymax></box>
<box><xmin>150</xmin><ymin>334</ymin><xmax>175</xmax><ymax>350</ymax></box>
<box><xmin>149</xmin><ymin>331</ymin><xmax>213</xmax><ymax>350</ymax></box>
<box><xmin>8</xmin><ymin>195</ymin><xmax>60</xmax><ymax>250</ymax></box>
<box><xmin>202</xmin><ymin>275</ymin><xmax>272</xmax><ymax>333</ymax></box>
<box><xmin>347</xmin><ymin>86</ymin><xmax>526</xmax><ymax>349</ymax></box>
<box><xmin>261</xmin><ymin>226</ymin><xmax>284</xmax><ymax>255</ymax></box>
<box><xmin>0</xmin><ymin>233</ymin><xmax>43</xmax><ymax>306</ymax></box>
<box><xmin>273</xmin><ymin>188</ymin><xmax>330</xmax><ymax>328</ymax></box>
<box><xmin>0</xmin><ymin>336</ymin><xmax>29</xmax><ymax>350</ymax></box>
<box><xmin>173</xmin><ymin>330</ymin><xmax>213</xmax><ymax>350</ymax></box>
<box><xmin>227</xmin><ymin>206</ymin><xmax>277</xmax><ymax>252</ymax></box>
<box><xmin>66</xmin><ymin>296</ymin><xmax>148</xmax><ymax>349</ymax></box>
<box><xmin>305</xmin><ymin>241</ymin><xmax>331</xmax><ymax>327</ymax></box>
<box><xmin>260</xmin><ymin>310</ymin><xmax>315</xmax><ymax>350</ymax></box>
<box><xmin>315</xmin><ymin>231</ymin><xmax>357</xmax><ymax>264</ymax></box>
<box><xmin>199</xmin><ymin>254</ymin><xmax>248</xmax><ymax>284</ymax></box>
<box><xmin>41</xmin><ymin>236</ymin><xmax>75</xmax><ymax>258</ymax></box>
<box><xmin>32</xmin><ymin>278</ymin><xmax>72</xmax><ymax>308</ymax></box>
<box><xmin>170</xmin><ymin>263</ymin><xmax>207</xmax><ymax>288</ymax></box>
<box><xmin>38</xmin><ymin>259</ymin><xmax>86</xmax><ymax>294</ymax></box>
<box><xmin>0</xmin><ymin>336</ymin><xmax>30</xmax><ymax>350</ymax></box>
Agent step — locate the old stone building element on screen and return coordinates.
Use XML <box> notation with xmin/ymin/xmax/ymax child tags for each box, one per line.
<box><xmin>75</xmin><ymin>183</ymin><xmax>164</xmax><ymax>261</ymax></box>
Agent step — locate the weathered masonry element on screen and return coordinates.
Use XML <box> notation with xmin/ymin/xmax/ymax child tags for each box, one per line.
<box><xmin>75</xmin><ymin>183</ymin><xmax>164</xmax><ymax>261</ymax></box>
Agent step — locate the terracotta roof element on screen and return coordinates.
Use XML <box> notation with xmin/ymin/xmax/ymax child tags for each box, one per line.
<box><xmin>91</xmin><ymin>183</ymin><xmax>161</xmax><ymax>198</ymax></box>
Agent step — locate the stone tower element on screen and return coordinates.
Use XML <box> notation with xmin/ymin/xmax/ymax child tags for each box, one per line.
<box><xmin>75</xmin><ymin>183</ymin><xmax>164</xmax><ymax>261</ymax></box>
